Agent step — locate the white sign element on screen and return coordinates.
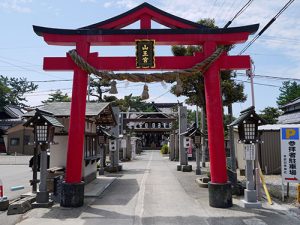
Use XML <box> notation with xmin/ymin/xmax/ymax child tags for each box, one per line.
<box><xmin>109</xmin><ymin>140</ymin><xmax>117</xmax><ymax>152</ymax></box>
<box><xmin>121</xmin><ymin>139</ymin><xmax>126</xmax><ymax>148</ymax></box>
<box><xmin>280</xmin><ymin>127</ymin><xmax>300</xmax><ymax>183</ymax></box>
<box><xmin>184</xmin><ymin>137</ymin><xmax>191</xmax><ymax>148</ymax></box>
<box><xmin>244</xmin><ymin>144</ymin><xmax>255</xmax><ymax>160</ymax></box>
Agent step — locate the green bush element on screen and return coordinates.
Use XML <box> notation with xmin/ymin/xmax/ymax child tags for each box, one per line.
<box><xmin>160</xmin><ymin>144</ymin><xmax>169</xmax><ymax>154</ymax></box>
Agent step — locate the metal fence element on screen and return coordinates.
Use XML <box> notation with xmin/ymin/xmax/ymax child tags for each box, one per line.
<box><xmin>259</xmin><ymin>130</ymin><xmax>281</xmax><ymax>175</ymax></box>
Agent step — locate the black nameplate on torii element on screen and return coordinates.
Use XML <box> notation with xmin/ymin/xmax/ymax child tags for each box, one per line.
<box><xmin>136</xmin><ymin>40</ymin><xmax>155</xmax><ymax>68</ymax></box>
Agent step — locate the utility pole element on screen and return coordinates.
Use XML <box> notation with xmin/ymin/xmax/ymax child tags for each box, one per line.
<box><xmin>228</xmin><ymin>104</ymin><xmax>237</xmax><ymax>186</ymax></box>
<box><xmin>247</xmin><ymin>59</ymin><xmax>261</xmax><ymax>201</ymax></box>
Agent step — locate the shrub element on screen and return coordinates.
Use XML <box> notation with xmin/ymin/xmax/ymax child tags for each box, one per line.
<box><xmin>160</xmin><ymin>144</ymin><xmax>169</xmax><ymax>154</ymax></box>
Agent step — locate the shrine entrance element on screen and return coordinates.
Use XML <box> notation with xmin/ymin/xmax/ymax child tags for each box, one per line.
<box><xmin>33</xmin><ymin>2</ymin><xmax>259</xmax><ymax>208</ymax></box>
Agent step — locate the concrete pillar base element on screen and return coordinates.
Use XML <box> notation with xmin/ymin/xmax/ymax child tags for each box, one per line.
<box><xmin>177</xmin><ymin>165</ymin><xmax>182</xmax><ymax>171</ymax></box>
<box><xmin>0</xmin><ymin>199</ymin><xmax>9</xmax><ymax>211</ymax></box>
<box><xmin>181</xmin><ymin>165</ymin><xmax>192</xmax><ymax>172</ymax></box>
<box><xmin>118</xmin><ymin>165</ymin><xmax>123</xmax><ymax>171</ymax></box>
<box><xmin>36</xmin><ymin>191</ymin><xmax>49</xmax><ymax>204</ymax></box>
<box><xmin>195</xmin><ymin>168</ymin><xmax>201</xmax><ymax>175</ymax></box>
<box><xmin>60</xmin><ymin>181</ymin><xmax>84</xmax><ymax>207</ymax></box>
<box><xmin>32</xmin><ymin>200</ymin><xmax>53</xmax><ymax>208</ymax></box>
<box><xmin>242</xmin><ymin>189</ymin><xmax>261</xmax><ymax>208</ymax></box>
<box><xmin>208</xmin><ymin>182</ymin><xmax>232</xmax><ymax>208</ymax></box>
<box><xmin>105</xmin><ymin>166</ymin><xmax>119</xmax><ymax>173</ymax></box>
<box><xmin>98</xmin><ymin>168</ymin><xmax>105</xmax><ymax>175</ymax></box>
<box><xmin>241</xmin><ymin>199</ymin><xmax>262</xmax><ymax>208</ymax></box>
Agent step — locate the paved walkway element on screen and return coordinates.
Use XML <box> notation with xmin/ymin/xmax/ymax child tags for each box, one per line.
<box><xmin>14</xmin><ymin>151</ymin><xmax>300</xmax><ymax>225</ymax></box>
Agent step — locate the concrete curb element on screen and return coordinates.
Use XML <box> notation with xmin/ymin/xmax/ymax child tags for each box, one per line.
<box><xmin>84</xmin><ymin>177</ymin><xmax>117</xmax><ymax>197</ymax></box>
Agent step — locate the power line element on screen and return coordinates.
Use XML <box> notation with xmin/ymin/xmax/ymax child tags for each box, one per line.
<box><xmin>233</xmin><ymin>79</ymin><xmax>281</xmax><ymax>88</ymax></box>
<box><xmin>236</xmin><ymin>72</ymin><xmax>300</xmax><ymax>82</ymax></box>
<box><xmin>239</xmin><ymin>0</ymin><xmax>295</xmax><ymax>54</ymax></box>
<box><xmin>0</xmin><ymin>57</ymin><xmax>62</xmax><ymax>79</ymax></box>
<box><xmin>224</xmin><ymin>0</ymin><xmax>254</xmax><ymax>28</ymax></box>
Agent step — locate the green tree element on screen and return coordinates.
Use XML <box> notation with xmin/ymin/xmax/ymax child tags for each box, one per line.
<box><xmin>170</xmin><ymin>19</ymin><xmax>246</xmax><ymax>108</ymax></box>
<box><xmin>0</xmin><ymin>75</ymin><xmax>38</xmax><ymax>109</ymax></box>
<box><xmin>259</xmin><ymin>107</ymin><xmax>281</xmax><ymax>124</ymax></box>
<box><xmin>42</xmin><ymin>90</ymin><xmax>71</xmax><ymax>103</ymax></box>
<box><xmin>277</xmin><ymin>81</ymin><xmax>300</xmax><ymax>107</ymax></box>
<box><xmin>223</xmin><ymin>114</ymin><xmax>236</xmax><ymax>136</ymax></box>
<box><xmin>89</xmin><ymin>76</ymin><xmax>112</xmax><ymax>102</ymax></box>
<box><xmin>187</xmin><ymin>109</ymin><xmax>201</xmax><ymax>127</ymax></box>
<box><xmin>113</xmin><ymin>94</ymin><xmax>154</xmax><ymax>112</ymax></box>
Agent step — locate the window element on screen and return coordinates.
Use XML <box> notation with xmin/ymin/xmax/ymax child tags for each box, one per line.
<box><xmin>10</xmin><ymin>138</ymin><xmax>20</xmax><ymax>146</ymax></box>
<box><xmin>85</xmin><ymin>135</ymin><xmax>99</xmax><ymax>159</ymax></box>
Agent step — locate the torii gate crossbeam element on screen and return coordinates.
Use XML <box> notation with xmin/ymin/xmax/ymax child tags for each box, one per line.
<box><xmin>33</xmin><ymin>2</ymin><xmax>259</xmax><ymax>208</ymax></box>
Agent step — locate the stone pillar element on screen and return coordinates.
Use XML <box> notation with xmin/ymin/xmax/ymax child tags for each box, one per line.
<box><xmin>169</xmin><ymin>133</ymin><xmax>175</xmax><ymax>161</ymax></box>
<box><xmin>108</xmin><ymin>107</ymin><xmax>121</xmax><ymax>172</ymax></box>
<box><xmin>177</xmin><ymin>106</ymin><xmax>192</xmax><ymax>172</ymax></box>
<box><xmin>36</xmin><ymin>144</ymin><xmax>51</xmax><ymax>206</ymax></box>
<box><xmin>126</xmin><ymin>135</ymin><xmax>132</xmax><ymax>160</ymax></box>
<box><xmin>242</xmin><ymin>144</ymin><xmax>261</xmax><ymax>208</ymax></box>
<box><xmin>174</xmin><ymin>134</ymin><xmax>179</xmax><ymax>161</ymax></box>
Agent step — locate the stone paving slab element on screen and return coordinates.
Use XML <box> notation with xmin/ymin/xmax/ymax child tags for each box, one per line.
<box><xmin>84</xmin><ymin>176</ymin><xmax>117</xmax><ymax>197</ymax></box>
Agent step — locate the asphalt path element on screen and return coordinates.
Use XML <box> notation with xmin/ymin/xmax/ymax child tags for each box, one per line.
<box><xmin>14</xmin><ymin>150</ymin><xmax>300</xmax><ymax>225</ymax></box>
<box><xmin>0</xmin><ymin>165</ymin><xmax>32</xmax><ymax>200</ymax></box>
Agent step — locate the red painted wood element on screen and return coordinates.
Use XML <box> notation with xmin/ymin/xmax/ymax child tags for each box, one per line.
<box><xmin>219</xmin><ymin>55</ymin><xmax>251</xmax><ymax>70</ymax></box>
<box><xmin>65</xmin><ymin>42</ymin><xmax>90</xmax><ymax>184</ymax></box>
<box><xmin>203</xmin><ymin>41</ymin><xmax>228</xmax><ymax>184</ymax></box>
<box><xmin>42</xmin><ymin>32</ymin><xmax>251</xmax><ymax>46</ymax></box>
<box><xmin>140</xmin><ymin>14</ymin><xmax>151</xmax><ymax>29</ymax></box>
<box><xmin>97</xmin><ymin>7</ymin><xmax>198</xmax><ymax>29</ymax></box>
<box><xmin>43</xmin><ymin>54</ymin><xmax>250</xmax><ymax>71</ymax></box>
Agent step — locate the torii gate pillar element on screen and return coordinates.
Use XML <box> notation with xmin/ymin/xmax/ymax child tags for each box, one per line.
<box><xmin>203</xmin><ymin>42</ymin><xmax>232</xmax><ymax>208</ymax></box>
<box><xmin>32</xmin><ymin>2</ymin><xmax>258</xmax><ymax>209</ymax></box>
<box><xmin>60</xmin><ymin>43</ymin><xmax>90</xmax><ymax>208</ymax></box>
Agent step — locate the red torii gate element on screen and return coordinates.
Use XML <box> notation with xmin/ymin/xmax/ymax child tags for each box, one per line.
<box><xmin>33</xmin><ymin>3</ymin><xmax>258</xmax><ymax>208</ymax></box>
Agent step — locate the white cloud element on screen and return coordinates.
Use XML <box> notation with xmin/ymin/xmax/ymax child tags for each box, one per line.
<box><xmin>159</xmin><ymin>0</ymin><xmax>300</xmax><ymax>77</ymax></box>
<box><xmin>80</xmin><ymin>0</ymin><xmax>96</xmax><ymax>3</ymax></box>
<box><xmin>0</xmin><ymin>0</ymin><xmax>32</xmax><ymax>13</ymax></box>
<box><xmin>103</xmin><ymin>0</ymin><xmax>141</xmax><ymax>9</ymax></box>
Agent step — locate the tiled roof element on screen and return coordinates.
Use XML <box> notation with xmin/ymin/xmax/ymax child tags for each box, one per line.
<box><xmin>24</xmin><ymin>102</ymin><xmax>110</xmax><ymax>117</ymax></box>
<box><xmin>278</xmin><ymin>111</ymin><xmax>300</xmax><ymax>124</ymax></box>
<box><xmin>281</xmin><ymin>97</ymin><xmax>300</xmax><ymax>108</ymax></box>
<box><xmin>258</xmin><ymin>124</ymin><xmax>300</xmax><ymax>131</ymax></box>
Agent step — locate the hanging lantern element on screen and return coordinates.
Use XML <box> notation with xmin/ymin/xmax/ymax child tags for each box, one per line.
<box><xmin>141</xmin><ymin>84</ymin><xmax>149</xmax><ymax>100</ymax></box>
<box><xmin>109</xmin><ymin>80</ymin><xmax>118</xmax><ymax>94</ymax></box>
<box><xmin>174</xmin><ymin>76</ymin><xmax>183</xmax><ymax>96</ymax></box>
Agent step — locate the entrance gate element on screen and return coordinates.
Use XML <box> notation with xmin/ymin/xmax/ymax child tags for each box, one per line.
<box><xmin>33</xmin><ymin>2</ymin><xmax>259</xmax><ymax>208</ymax></box>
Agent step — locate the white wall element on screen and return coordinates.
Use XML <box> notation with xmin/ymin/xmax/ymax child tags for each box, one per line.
<box><xmin>234</xmin><ymin>130</ymin><xmax>246</xmax><ymax>170</ymax></box>
<box><xmin>50</xmin><ymin>136</ymin><xmax>68</xmax><ymax>168</ymax></box>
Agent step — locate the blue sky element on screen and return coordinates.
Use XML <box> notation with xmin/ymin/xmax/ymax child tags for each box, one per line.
<box><xmin>0</xmin><ymin>0</ymin><xmax>299</xmax><ymax>116</ymax></box>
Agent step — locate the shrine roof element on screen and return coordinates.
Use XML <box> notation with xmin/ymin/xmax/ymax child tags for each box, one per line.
<box><xmin>33</xmin><ymin>24</ymin><xmax>259</xmax><ymax>36</ymax></box>
<box><xmin>24</xmin><ymin>102</ymin><xmax>110</xmax><ymax>117</ymax></box>
<box><xmin>33</xmin><ymin>2</ymin><xmax>259</xmax><ymax>37</ymax></box>
<box><xmin>80</xmin><ymin>2</ymin><xmax>207</xmax><ymax>30</ymax></box>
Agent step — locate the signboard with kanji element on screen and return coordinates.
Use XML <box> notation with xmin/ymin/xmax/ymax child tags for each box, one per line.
<box><xmin>244</xmin><ymin>144</ymin><xmax>255</xmax><ymax>160</ymax></box>
<box><xmin>281</xmin><ymin>127</ymin><xmax>300</xmax><ymax>183</ymax></box>
<box><xmin>136</xmin><ymin>40</ymin><xmax>155</xmax><ymax>68</ymax></box>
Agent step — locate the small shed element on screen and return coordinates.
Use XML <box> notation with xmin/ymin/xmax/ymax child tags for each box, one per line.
<box><xmin>23</xmin><ymin>102</ymin><xmax>117</xmax><ymax>183</ymax></box>
<box><xmin>258</xmin><ymin>124</ymin><xmax>299</xmax><ymax>175</ymax></box>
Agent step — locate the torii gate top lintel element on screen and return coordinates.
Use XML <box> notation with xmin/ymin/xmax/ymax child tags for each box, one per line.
<box><xmin>33</xmin><ymin>2</ymin><xmax>259</xmax><ymax>46</ymax></box>
<box><xmin>33</xmin><ymin>3</ymin><xmax>260</xmax><ymax>208</ymax></box>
